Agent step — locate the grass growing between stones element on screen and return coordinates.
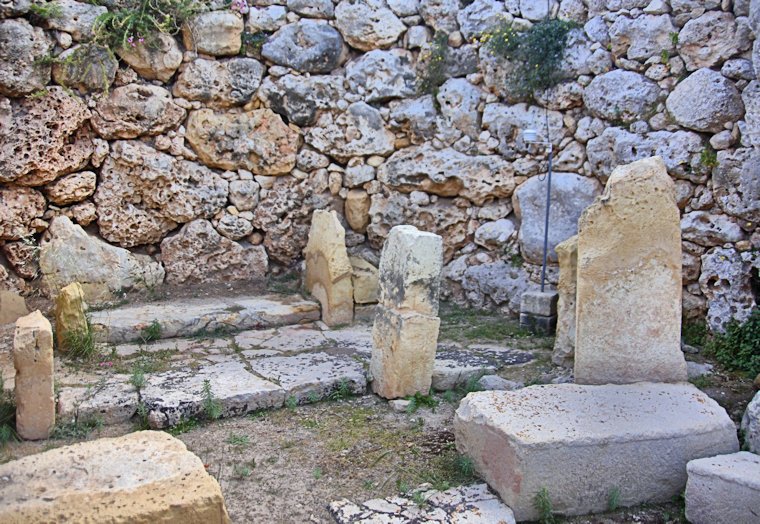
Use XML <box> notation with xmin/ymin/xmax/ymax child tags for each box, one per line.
<box><xmin>439</xmin><ymin>303</ymin><xmax>536</xmax><ymax>344</ymax></box>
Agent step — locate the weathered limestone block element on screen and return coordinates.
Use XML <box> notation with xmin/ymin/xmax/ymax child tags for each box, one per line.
<box><xmin>685</xmin><ymin>452</ymin><xmax>760</xmax><ymax>524</ymax></box>
<box><xmin>345</xmin><ymin>189</ymin><xmax>370</xmax><ymax>233</ymax></box>
<box><xmin>370</xmin><ymin>305</ymin><xmax>440</xmax><ymax>399</ymax></box>
<box><xmin>552</xmin><ymin>235</ymin><xmax>577</xmax><ymax>368</ymax></box>
<box><xmin>334</xmin><ymin>0</ymin><xmax>406</xmax><ymax>51</ymax></box>
<box><xmin>259</xmin><ymin>74</ymin><xmax>346</xmax><ymax>127</ymax></box>
<box><xmin>173</xmin><ymin>58</ymin><xmax>264</xmax><ymax>108</ymax></box>
<box><xmin>454</xmin><ymin>383</ymin><xmax>740</xmax><ymax>522</ymax></box>
<box><xmin>261</xmin><ymin>20</ymin><xmax>345</xmax><ymax>73</ymax></box>
<box><xmin>304</xmin><ymin>210</ymin><xmax>354</xmax><ymax>327</ymax></box>
<box><xmin>39</xmin><ymin>216</ymin><xmax>165</xmax><ymax>304</ymax></box>
<box><xmin>43</xmin><ymin>171</ymin><xmax>96</xmax><ymax>206</ymax></box>
<box><xmin>0</xmin><ymin>18</ymin><xmax>51</xmax><ymax>97</ymax></box>
<box><xmin>741</xmin><ymin>390</ymin><xmax>760</xmax><ymax>453</ymax></box>
<box><xmin>378</xmin><ymin>225</ymin><xmax>443</xmax><ymax>316</ymax></box>
<box><xmin>54</xmin><ymin>282</ymin><xmax>88</xmax><ymax>353</ymax></box>
<box><xmin>91</xmin><ymin>84</ymin><xmax>186</xmax><ymax>139</ymax></box>
<box><xmin>52</xmin><ymin>44</ymin><xmax>118</xmax><ymax>93</ymax></box>
<box><xmin>40</xmin><ymin>0</ymin><xmax>105</xmax><ymax>41</ymax></box>
<box><xmin>699</xmin><ymin>247</ymin><xmax>758</xmax><ymax>333</ymax></box>
<box><xmin>0</xmin><ymin>186</ymin><xmax>46</xmax><ymax>240</ymax></box>
<box><xmin>0</xmin><ymin>431</ymin><xmax>231</xmax><ymax>523</ymax></box>
<box><xmin>575</xmin><ymin>157</ymin><xmax>687</xmax><ymax>385</ymax></box>
<box><xmin>13</xmin><ymin>310</ymin><xmax>54</xmax><ymax>440</ymax></box>
<box><xmin>182</xmin><ymin>11</ymin><xmax>242</xmax><ymax>56</ymax></box>
<box><xmin>666</xmin><ymin>68</ymin><xmax>745</xmax><ymax>133</ymax></box>
<box><xmin>117</xmin><ymin>33</ymin><xmax>183</xmax><ymax>82</ymax></box>
<box><xmin>350</xmin><ymin>256</ymin><xmax>379</xmax><ymax>304</ymax></box>
<box><xmin>678</xmin><ymin>11</ymin><xmax>751</xmax><ymax>71</ymax></box>
<box><xmin>0</xmin><ymin>290</ymin><xmax>28</xmax><ymax>325</ymax></box>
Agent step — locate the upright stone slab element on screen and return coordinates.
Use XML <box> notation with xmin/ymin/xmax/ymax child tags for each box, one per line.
<box><xmin>13</xmin><ymin>310</ymin><xmax>54</xmax><ymax>440</ymax></box>
<box><xmin>304</xmin><ymin>210</ymin><xmax>354</xmax><ymax>327</ymax></box>
<box><xmin>54</xmin><ymin>281</ymin><xmax>88</xmax><ymax>353</ymax></box>
<box><xmin>552</xmin><ymin>235</ymin><xmax>577</xmax><ymax>367</ymax></box>
<box><xmin>574</xmin><ymin>156</ymin><xmax>687</xmax><ymax>384</ymax></box>
<box><xmin>454</xmin><ymin>383</ymin><xmax>739</xmax><ymax>521</ymax></box>
<box><xmin>685</xmin><ymin>452</ymin><xmax>760</xmax><ymax>524</ymax></box>
<box><xmin>371</xmin><ymin>225</ymin><xmax>443</xmax><ymax>399</ymax></box>
<box><xmin>0</xmin><ymin>431</ymin><xmax>231</xmax><ymax>523</ymax></box>
<box><xmin>0</xmin><ymin>290</ymin><xmax>28</xmax><ymax>325</ymax></box>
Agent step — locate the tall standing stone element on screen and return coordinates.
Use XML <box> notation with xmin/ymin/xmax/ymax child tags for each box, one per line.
<box><xmin>370</xmin><ymin>225</ymin><xmax>443</xmax><ymax>399</ymax></box>
<box><xmin>13</xmin><ymin>310</ymin><xmax>55</xmax><ymax>440</ymax></box>
<box><xmin>552</xmin><ymin>235</ymin><xmax>577</xmax><ymax>367</ymax></box>
<box><xmin>54</xmin><ymin>282</ymin><xmax>88</xmax><ymax>353</ymax></box>
<box><xmin>304</xmin><ymin>210</ymin><xmax>354</xmax><ymax>327</ymax></box>
<box><xmin>574</xmin><ymin>156</ymin><xmax>687</xmax><ymax>384</ymax></box>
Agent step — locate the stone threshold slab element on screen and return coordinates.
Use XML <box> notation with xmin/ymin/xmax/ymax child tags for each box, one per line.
<box><xmin>90</xmin><ymin>294</ymin><xmax>320</xmax><ymax>343</ymax></box>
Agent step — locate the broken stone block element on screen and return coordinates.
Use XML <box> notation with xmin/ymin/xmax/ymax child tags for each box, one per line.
<box><xmin>552</xmin><ymin>235</ymin><xmax>577</xmax><ymax>367</ymax></box>
<box><xmin>57</xmin><ymin>379</ymin><xmax>139</xmax><ymax>425</ymax></box>
<box><xmin>54</xmin><ymin>282</ymin><xmax>88</xmax><ymax>353</ymax></box>
<box><xmin>575</xmin><ymin>156</ymin><xmax>687</xmax><ymax>385</ymax></box>
<box><xmin>685</xmin><ymin>452</ymin><xmax>760</xmax><ymax>524</ymax></box>
<box><xmin>304</xmin><ymin>210</ymin><xmax>354</xmax><ymax>327</ymax></box>
<box><xmin>378</xmin><ymin>225</ymin><xmax>444</xmax><ymax>316</ymax></box>
<box><xmin>0</xmin><ymin>431</ymin><xmax>231</xmax><ymax>522</ymax></box>
<box><xmin>350</xmin><ymin>256</ymin><xmax>379</xmax><ymax>304</ymax></box>
<box><xmin>454</xmin><ymin>383</ymin><xmax>739</xmax><ymax>521</ymax></box>
<box><xmin>13</xmin><ymin>310</ymin><xmax>55</xmax><ymax>440</ymax></box>
<box><xmin>0</xmin><ymin>290</ymin><xmax>28</xmax><ymax>325</ymax></box>
<box><xmin>370</xmin><ymin>305</ymin><xmax>440</xmax><ymax>399</ymax></box>
<box><xmin>519</xmin><ymin>290</ymin><xmax>558</xmax><ymax>335</ymax></box>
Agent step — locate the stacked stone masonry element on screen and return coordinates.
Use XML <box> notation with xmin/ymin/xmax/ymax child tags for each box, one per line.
<box><xmin>0</xmin><ymin>0</ymin><xmax>757</xmax><ymax>330</ymax></box>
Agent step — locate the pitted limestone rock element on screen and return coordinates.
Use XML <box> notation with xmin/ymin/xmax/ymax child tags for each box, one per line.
<box><xmin>262</xmin><ymin>20</ymin><xmax>345</xmax><ymax>73</ymax></box>
<box><xmin>304</xmin><ymin>210</ymin><xmax>354</xmax><ymax>327</ymax></box>
<box><xmin>173</xmin><ymin>58</ymin><xmax>264</xmax><ymax>108</ymax></box>
<box><xmin>182</xmin><ymin>11</ymin><xmax>243</xmax><ymax>56</ymax></box>
<box><xmin>54</xmin><ymin>282</ymin><xmax>88</xmax><ymax>354</ymax></box>
<box><xmin>334</xmin><ymin>0</ymin><xmax>406</xmax><ymax>51</ymax></box>
<box><xmin>0</xmin><ymin>18</ymin><xmax>51</xmax><ymax>97</ymax></box>
<box><xmin>117</xmin><ymin>33</ymin><xmax>183</xmax><ymax>82</ymax></box>
<box><xmin>0</xmin><ymin>186</ymin><xmax>45</xmax><ymax>241</ymax></box>
<box><xmin>91</xmin><ymin>84</ymin><xmax>186</xmax><ymax>139</ymax></box>
<box><xmin>574</xmin><ymin>157</ymin><xmax>687</xmax><ymax>385</ymax></box>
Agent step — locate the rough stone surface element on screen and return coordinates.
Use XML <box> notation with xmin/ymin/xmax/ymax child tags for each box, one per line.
<box><xmin>583</xmin><ymin>70</ymin><xmax>660</xmax><ymax>123</ymax></box>
<box><xmin>173</xmin><ymin>58</ymin><xmax>264</xmax><ymax>108</ymax></box>
<box><xmin>0</xmin><ymin>431</ymin><xmax>231</xmax><ymax>522</ymax></box>
<box><xmin>678</xmin><ymin>11</ymin><xmax>751</xmax><ymax>71</ymax></box>
<box><xmin>0</xmin><ymin>18</ymin><xmax>51</xmax><ymax>97</ymax></box>
<box><xmin>186</xmin><ymin>108</ymin><xmax>299</xmax><ymax>175</ymax></box>
<box><xmin>681</xmin><ymin>211</ymin><xmax>746</xmax><ymax>247</ymax></box>
<box><xmin>95</xmin><ymin>140</ymin><xmax>228</xmax><ymax>247</ymax></box>
<box><xmin>91</xmin><ymin>84</ymin><xmax>186</xmax><ymax>139</ymax></box>
<box><xmin>699</xmin><ymin>247</ymin><xmax>758</xmax><ymax>333</ymax></box>
<box><xmin>13</xmin><ymin>310</ymin><xmax>54</xmax><ymax>440</ymax></box>
<box><xmin>182</xmin><ymin>11</ymin><xmax>243</xmax><ymax>56</ymax></box>
<box><xmin>54</xmin><ymin>282</ymin><xmax>88</xmax><ymax>353</ymax></box>
<box><xmin>57</xmin><ymin>380</ymin><xmax>138</xmax><ymax>425</ymax></box>
<box><xmin>513</xmin><ymin>173</ymin><xmax>601</xmax><ymax>264</ymax></box>
<box><xmin>259</xmin><ymin>74</ymin><xmax>346</xmax><ymax>127</ymax></box>
<box><xmin>454</xmin><ymin>383</ymin><xmax>740</xmax><ymax>521</ymax></box>
<box><xmin>0</xmin><ymin>87</ymin><xmax>93</xmax><ymax>185</ymax></box>
<box><xmin>117</xmin><ymin>33</ymin><xmax>183</xmax><ymax>82</ymax></box>
<box><xmin>685</xmin><ymin>452</ymin><xmax>760</xmax><ymax>524</ymax></box>
<box><xmin>304</xmin><ymin>210</ymin><xmax>354</xmax><ymax>327</ymax></box>
<box><xmin>350</xmin><ymin>256</ymin><xmax>379</xmax><ymax>304</ymax></box>
<box><xmin>262</xmin><ymin>20</ymin><xmax>345</xmax><ymax>73</ymax></box>
<box><xmin>41</xmin><ymin>0</ymin><xmax>105</xmax><ymax>41</ymax></box>
<box><xmin>0</xmin><ymin>290</ymin><xmax>28</xmax><ymax>325</ymax></box>
<box><xmin>0</xmin><ymin>186</ymin><xmax>45</xmax><ymax>240</ymax></box>
<box><xmin>346</xmin><ymin>49</ymin><xmax>416</xmax><ymax>103</ymax></box>
<box><xmin>713</xmin><ymin>148</ymin><xmax>760</xmax><ymax>224</ymax></box>
<box><xmin>39</xmin><ymin>216</ymin><xmax>165</xmax><ymax>304</ymax></box>
<box><xmin>742</xmin><ymin>391</ymin><xmax>760</xmax><ymax>453</ymax></box>
<box><xmin>575</xmin><ymin>157</ymin><xmax>687</xmax><ymax>385</ymax></box>
<box><xmin>307</xmin><ymin>102</ymin><xmax>395</xmax><ymax>162</ymax></box>
<box><xmin>666</xmin><ymin>68</ymin><xmax>745</xmax><ymax>133</ymax></box>
<box><xmin>609</xmin><ymin>14</ymin><xmax>676</xmax><ymax>61</ymax></box>
<box><xmin>457</xmin><ymin>0</ymin><xmax>505</xmax><ymax>39</ymax></box>
<box><xmin>552</xmin><ymin>235</ymin><xmax>577</xmax><ymax>368</ymax></box>
<box><xmin>334</xmin><ymin>0</ymin><xmax>406</xmax><ymax>51</ymax></box>
<box><xmin>43</xmin><ymin>171</ymin><xmax>96</xmax><ymax>206</ymax></box>
<box><xmin>160</xmin><ymin>219</ymin><xmax>267</xmax><ymax>285</ymax></box>
<box><xmin>345</xmin><ymin>189</ymin><xmax>371</xmax><ymax>233</ymax></box>
<box><xmin>51</xmin><ymin>44</ymin><xmax>118</xmax><ymax>93</ymax></box>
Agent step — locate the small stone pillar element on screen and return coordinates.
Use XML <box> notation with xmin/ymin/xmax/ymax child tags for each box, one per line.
<box><xmin>13</xmin><ymin>310</ymin><xmax>55</xmax><ymax>440</ymax></box>
<box><xmin>370</xmin><ymin>225</ymin><xmax>443</xmax><ymax>399</ymax></box>
<box><xmin>54</xmin><ymin>282</ymin><xmax>88</xmax><ymax>352</ymax></box>
<box><xmin>552</xmin><ymin>235</ymin><xmax>578</xmax><ymax>367</ymax></box>
<box><xmin>304</xmin><ymin>210</ymin><xmax>354</xmax><ymax>327</ymax></box>
<box><xmin>519</xmin><ymin>290</ymin><xmax>558</xmax><ymax>335</ymax></box>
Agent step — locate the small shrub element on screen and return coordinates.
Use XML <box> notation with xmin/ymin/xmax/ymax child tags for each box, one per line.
<box><xmin>704</xmin><ymin>309</ymin><xmax>760</xmax><ymax>376</ymax></box>
<box><xmin>285</xmin><ymin>395</ymin><xmax>298</xmax><ymax>410</ymax></box>
<box><xmin>660</xmin><ymin>49</ymin><xmax>669</xmax><ymax>64</ymax></box>
<box><xmin>417</xmin><ymin>31</ymin><xmax>449</xmax><ymax>97</ymax></box>
<box><xmin>165</xmin><ymin>416</ymin><xmax>198</xmax><ymax>435</ymax></box>
<box><xmin>608</xmin><ymin>487</ymin><xmax>621</xmax><ymax>512</ymax></box>
<box><xmin>226</xmin><ymin>433</ymin><xmax>250</xmax><ymax>446</ymax></box>
<box><xmin>682</xmin><ymin>319</ymin><xmax>708</xmax><ymax>347</ymax></box>
<box><xmin>140</xmin><ymin>320</ymin><xmax>162</xmax><ymax>343</ymax></box>
<box><xmin>135</xmin><ymin>401</ymin><xmax>150</xmax><ymax>430</ymax></box>
<box><xmin>328</xmin><ymin>379</ymin><xmax>353</xmax><ymax>401</ymax></box>
<box><xmin>533</xmin><ymin>487</ymin><xmax>556</xmax><ymax>524</ymax></box>
<box><xmin>29</xmin><ymin>1</ymin><xmax>63</xmax><ymax>19</ymax></box>
<box><xmin>201</xmin><ymin>379</ymin><xmax>223</xmax><ymax>420</ymax></box>
<box><xmin>405</xmin><ymin>390</ymin><xmax>439</xmax><ymax>413</ymax></box>
<box><xmin>312</xmin><ymin>466</ymin><xmax>323</xmax><ymax>480</ymax></box>
<box><xmin>52</xmin><ymin>416</ymin><xmax>103</xmax><ymax>440</ymax></box>
<box><xmin>669</xmin><ymin>31</ymin><xmax>679</xmax><ymax>45</ymax></box>
<box><xmin>241</xmin><ymin>30</ymin><xmax>270</xmax><ymax>55</ymax></box>
<box><xmin>129</xmin><ymin>364</ymin><xmax>146</xmax><ymax>390</ymax></box>
<box><xmin>699</xmin><ymin>147</ymin><xmax>719</xmax><ymax>169</ymax></box>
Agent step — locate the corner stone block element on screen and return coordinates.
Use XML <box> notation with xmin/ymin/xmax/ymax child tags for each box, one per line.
<box><xmin>574</xmin><ymin>156</ymin><xmax>687</xmax><ymax>385</ymax></box>
<box><xmin>454</xmin><ymin>383</ymin><xmax>739</xmax><ymax>521</ymax></box>
<box><xmin>13</xmin><ymin>310</ymin><xmax>55</xmax><ymax>440</ymax></box>
<box><xmin>520</xmin><ymin>291</ymin><xmax>559</xmax><ymax>317</ymax></box>
<box><xmin>378</xmin><ymin>225</ymin><xmax>444</xmax><ymax>316</ymax></box>
<box><xmin>0</xmin><ymin>431</ymin><xmax>231</xmax><ymax>523</ymax></box>
<box><xmin>370</xmin><ymin>305</ymin><xmax>440</xmax><ymax>399</ymax></box>
<box><xmin>552</xmin><ymin>235</ymin><xmax>577</xmax><ymax>367</ymax></box>
<box><xmin>304</xmin><ymin>210</ymin><xmax>354</xmax><ymax>327</ymax></box>
<box><xmin>54</xmin><ymin>281</ymin><xmax>88</xmax><ymax>352</ymax></box>
<box><xmin>685</xmin><ymin>452</ymin><xmax>760</xmax><ymax>524</ymax></box>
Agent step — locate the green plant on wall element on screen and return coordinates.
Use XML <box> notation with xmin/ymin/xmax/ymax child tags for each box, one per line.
<box><xmin>417</xmin><ymin>31</ymin><xmax>449</xmax><ymax>97</ymax></box>
<box><xmin>483</xmin><ymin>18</ymin><xmax>577</xmax><ymax>101</ymax></box>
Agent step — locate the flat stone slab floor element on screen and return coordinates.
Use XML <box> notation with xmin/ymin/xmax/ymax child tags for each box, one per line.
<box><xmin>329</xmin><ymin>483</ymin><xmax>515</xmax><ymax>524</ymax></box>
<box><xmin>55</xmin><ymin>321</ymin><xmax>535</xmax><ymax>429</ymax></box>
<box><xmin>454</xmin><ymin>382</ymin><xmax>740</xmax><ymax>521</ymax></box>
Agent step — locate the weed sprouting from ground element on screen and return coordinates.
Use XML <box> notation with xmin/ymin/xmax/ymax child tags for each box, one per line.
<box><xmin>140</xmin><ymin>320</ymin><xmax>162</xmax><ymax>343</ymax></box>
<box><xmin>226</xmin><ymin>433</ymin><xmax>250</xmax><ymax>447</ymax></box>
<box><xmin>608</xmin><ymin>487</ymin><xmax>621</xmax><ymax>512</ymax></box>
<box><xmin>704</xmin><ymin>309</ymin><xmax>760</xmax><ymax>376</ymax></box>
<box><xmin>165</xmin><ymin>416</ymin><xmax>198</xmax><ymax>435</ymax></box>
<box><xmin>285</xmin><ymin>395</ymin><xmax>298</xmax><ymax>410</ymax></box>
<box><xmin>135</xmin><ymin>401</ymin><xmax>150</xmax><ymax>430</ymax></box>
<box><xmin>682</xmin><ymin>319</ymin><xmax>708</xmax><ymax>347</ymax></box>
<box><xmin>534</xmin><ymin>487</ymin><xmax>556</xmax><ymax>524</ymax></box>
<box><xmin>0</xmin><ymin>377</ymin><xmax>17</xmax><ymax>447</ymax></box>
<box><xmin>312</xmin><ymin>466</ymin><xmax>323</xmax><ymax>480</ymax></box>
<box><xmin>329</xmin><ymin>379</ymin><xmax>353</xmax><ymax>401</ymax></box>
<box><xmin>129</xmin><ymin>364</ymin><xmax>146</xmax><ymax>390</ymax></box>
<box><xmin>405</xmin><ymin>391</ymin><xmax>439</xmax><ymax>413</ymax></box>
<box><xmin>52</xmin><ymin>416</ymin><xmax>103</xmax><ymax>440</ymax></box>
<box><xmin>62</xmin><ymin>317</ymin><xmax>96</xmax><ymax>360</ymax></box>
<box><xmin>201</xmin><ymin>379</ymin><xmax>223</xmax><ymax>420</ymax></box>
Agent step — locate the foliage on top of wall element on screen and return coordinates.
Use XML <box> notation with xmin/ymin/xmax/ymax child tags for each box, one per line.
<box><xmin>483</xmin><ymin>18</ymin><xmax>577</xmax><ymax>101</ymax></box>
<box><xmin>417</xmin><ymin>31</ymin><xmax>449</xmax><ymax>98</ymax></box>
<box><xmin>91</xmin><ymin>0</ymin><xmax>203</xmax><ymax>50</ymax></box>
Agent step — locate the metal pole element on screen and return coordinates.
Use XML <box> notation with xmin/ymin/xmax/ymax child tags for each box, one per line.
<box><xmin>540</xmin><ymin>145</ymin><xmax>553</xmax><ymax>292</ymax></box>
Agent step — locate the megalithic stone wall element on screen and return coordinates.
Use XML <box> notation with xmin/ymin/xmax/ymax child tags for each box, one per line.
<box><xmin>574</xmin><ymin>156</ymin><xmax>688</xmax><ymax>385</ymax></box>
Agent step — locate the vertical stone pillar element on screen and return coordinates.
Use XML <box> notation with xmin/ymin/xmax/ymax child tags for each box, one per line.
<box><xmin>552</xmin><ymin>235</ymin><xmax>578</xmax><ymax>367</ymax></box>
<box><xmin>13</xmin><ymin>310</ymin><xmax>55</xmax><ymax>440</ymax></box>
<box><xmin>370</xmin><ymin>225</ymin><xmax>443</xmax><ymax>399</ymax></box>
<box><xmin>574</xmin><ymin>156</ymin><xmax>687</xmax><ymax>385</ymax></box>
<box><xmin>304</xmin><ymin>210</ymin><xmax>354</xmax><ymax>327</ymax></box>
<box><xmin>54</xmin><ymin>282</ymin><xmax>88</xmax><ymax>353</ymax></box>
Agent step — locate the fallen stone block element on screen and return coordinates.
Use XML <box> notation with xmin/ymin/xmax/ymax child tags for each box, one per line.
<box><xmin>370</xmin><ymin>305</ymin><xmax>440</xmax><ymax>399</ymax></box>
<box><xmin>13</xmin><ymin>310</ymin><xmax>55</xmax><ymax>440</ymax></box>
<box><xmin>0</xmin><ymin>431</ymin><xmax>231</xmax><ymax>523</ymax></box>
<box><xmin>454</xmin><ymin>382</ymin><xmax>738</xmax><ymax>521</ymax></box>
<box><xmin>304</xmin><ymin>210</ymin><xmax>354</xmax><ymax>326</ymax></box>
<box><xmin>685</xmin><ymin>452</ymin><xmax>760</xmax><ymax>524</ymax></box>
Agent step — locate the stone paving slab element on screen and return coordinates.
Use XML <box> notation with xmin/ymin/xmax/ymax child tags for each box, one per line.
<box><xmin>432</xmin><ymin>348</ymin><xmax>498</xmax><ymax>391</ymax></box>
<box><xmin>454</xmin><ymin>382</ymin><xmax>740</xmax><ymax>521</ymax></box>
<box><xmin>57</xmin><ymin>378</ymin><xmax>138</xmax><ymax>425</ymax></box>
<box><xmin>247</xmin><ymin>352</ymin><xmax>366</xmax><ymax>403</ymax></box>
<box><xmin>90</xmin><ymin>294</ymin><xmax>320</xmax><ymax>343</ymax></box>
<box><xmin>329</xmin><ymin>483</ymin><xmax>515</xmax><ymax>524</ymax></box>
<box><xmin>141</xmin><ymin>360</ymin><xmax>285</xmax><ymax>428</ymax></box>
